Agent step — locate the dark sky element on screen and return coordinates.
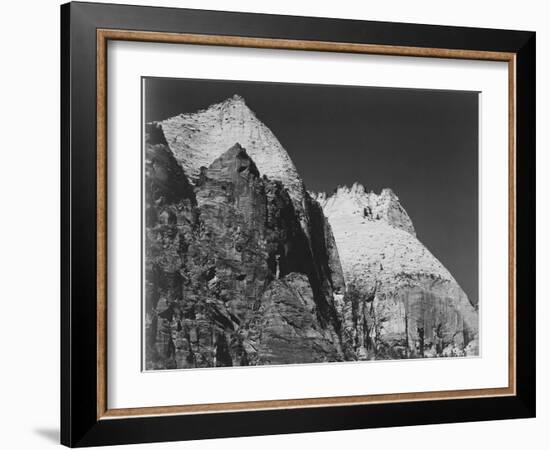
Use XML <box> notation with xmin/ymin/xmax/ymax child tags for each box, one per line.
<box><xmin>144</xmin><ymin>77</ymin><xmax>479</xmax><ymax>305</ymax></box>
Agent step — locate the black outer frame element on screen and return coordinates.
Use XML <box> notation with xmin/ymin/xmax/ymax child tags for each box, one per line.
<box><xmin>60</xmin><ymin>1</ymin><xmax>536</xmax><ymax>447</ymax></box>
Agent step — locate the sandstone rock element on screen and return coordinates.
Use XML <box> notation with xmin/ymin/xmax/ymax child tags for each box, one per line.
<box><xmin>251</xmin><ymin>273</ymin><xmax>343</xmax><ymax>365</ymax></box>
<box><xmin>315</xmin><ymin>184</ymin><xmax>479</xmax><ymax>359</ymax></box>
<box><xmin>155</xmin><ymin>95</ymin><xmax>305</xmax><ymax>218</ymax></box>
<box><xmin>144</xmin><ymin>135</ymin><xmax>344</xmax><ymax>369</ymax></box>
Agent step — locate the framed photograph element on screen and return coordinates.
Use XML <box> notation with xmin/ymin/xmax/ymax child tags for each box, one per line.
<box><xmin>61</xmin><ymin>1</ymin><xmax>536</xmax><ymax>447</ymax></box>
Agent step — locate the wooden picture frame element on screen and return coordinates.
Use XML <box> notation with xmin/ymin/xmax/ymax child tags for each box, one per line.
<box><xmin>61</xmin><ymin>1</ymin><xmax>535</xmax><ymax>447</ymax></box>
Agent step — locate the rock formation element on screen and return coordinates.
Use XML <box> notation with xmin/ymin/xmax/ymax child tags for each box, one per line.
<box><xmin>313</xmin><ymin>184</ymin><xmax>479</xmax><ymax>359</ymax></box>
<box><xmin>157</xmin><ymin>95</ymin><xmax>305</xmax><ymax>218</ymax></box>
<box><xmin>144</xmin><ymin>121</ymin><xmax>344</xmax><ymax>369</ymax></box>
<box><xmin>144</xmin><ymin>95</ymin><xmax>478</xmax><ymax>370</ymax></box>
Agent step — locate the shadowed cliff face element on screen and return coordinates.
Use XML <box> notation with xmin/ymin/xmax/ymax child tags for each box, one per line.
<box><xmin>144</xmin><ymin>127</ymin><xmax>344</xmax><ymax>369</ymax></box>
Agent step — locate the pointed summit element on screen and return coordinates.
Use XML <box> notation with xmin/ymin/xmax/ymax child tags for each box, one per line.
<box><xmin>215</xmin><ymin>94</ymin><xmax>249</xmax><ymax>113</ymax></box>
<box><xmin>205</xmin><ymin>143</ymin><xmax>260</xmax><ymax>183</ymax></box>
<box><xmin>228</xmin><ymin>93</ymin><xmax>246</xmax><ymax>104</ymax></box>
<box><xmin>317</xmin><ymin>183</ymin><xmax>478</xmax><ymax>358</ymax></box>
<box><xmin>152</xmin><ymin>95</ymin><xmax>305</xmax><ymax>217</ymax></box>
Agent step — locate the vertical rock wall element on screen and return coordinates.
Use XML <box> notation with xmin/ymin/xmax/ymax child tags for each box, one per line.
<box><xmin>144</xmin><ymin>127</ymin><xmax>345</xmax><ymax>370</ymax></box>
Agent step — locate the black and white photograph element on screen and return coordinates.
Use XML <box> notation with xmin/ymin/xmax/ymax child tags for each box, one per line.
<box><xmin>143</xmin><ymin>77</ymin><xmax>480</xmax><ymax>371</ymax></box>
<box><xmin>0</xmin><ymin>0</ymin><xmax>541</xmax><ymax>447</ymax></box>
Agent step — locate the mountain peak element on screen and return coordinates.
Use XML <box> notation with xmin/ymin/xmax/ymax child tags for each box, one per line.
<box><xmin>380</xmin><ymin>187</ymin><xmax>397</xmax><ymax>199</ymax></box>
<box><xmin>206</xmin><ymin>143</ymin><xmax>260</xmax><ymax>181</ymax></box>
<box><xmin>208</xmin><ymin>94</ymin><xmax>253</xmax><ymax>116</ymax></box>
<box><xmin>155</xmin><ymin>95</ymin><xmax>305</xmax><ymax>216</ymax></box>
<box><xmin>216</xmin><ymin>94</ymin><xmax>249</xmax><ymax>112</ymax></box>
<box><xmin>313</xmin><ymin>184</ymin><xmax>416</xmax><ymax>236</ymax></box>
<box><xmin>228</xmin><ymin>93</ymin><xmax>246</xmax><ymax>104</ymax></box>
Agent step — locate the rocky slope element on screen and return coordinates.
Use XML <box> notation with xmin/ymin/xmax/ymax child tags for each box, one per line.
<box><xmin>313</xmin><ymin>184</ymin><xmax>479</xmax><ymax>359</ymax></box>
<box><xmin>144</xmin><ymin>123</ymin><xmax>345</xmax><ymax>369</ymax></box>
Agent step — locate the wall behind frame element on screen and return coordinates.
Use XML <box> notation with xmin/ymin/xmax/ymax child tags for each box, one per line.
<box><xmin>0</xmin><ymin>0</ymin><xmax>545</xmax><ymax>449</ymax></box>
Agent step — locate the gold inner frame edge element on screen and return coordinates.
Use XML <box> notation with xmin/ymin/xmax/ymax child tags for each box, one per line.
<box><xmin>96</xmin><ymin>28</ymin><xmax>517</xmax><ymax>420</ymax></box>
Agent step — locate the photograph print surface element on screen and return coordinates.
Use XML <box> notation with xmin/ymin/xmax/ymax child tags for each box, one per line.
<box><xmin>143</xmin><ymin>77</ymin><xmax>479</xmax><ymax>371</ymax></box>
